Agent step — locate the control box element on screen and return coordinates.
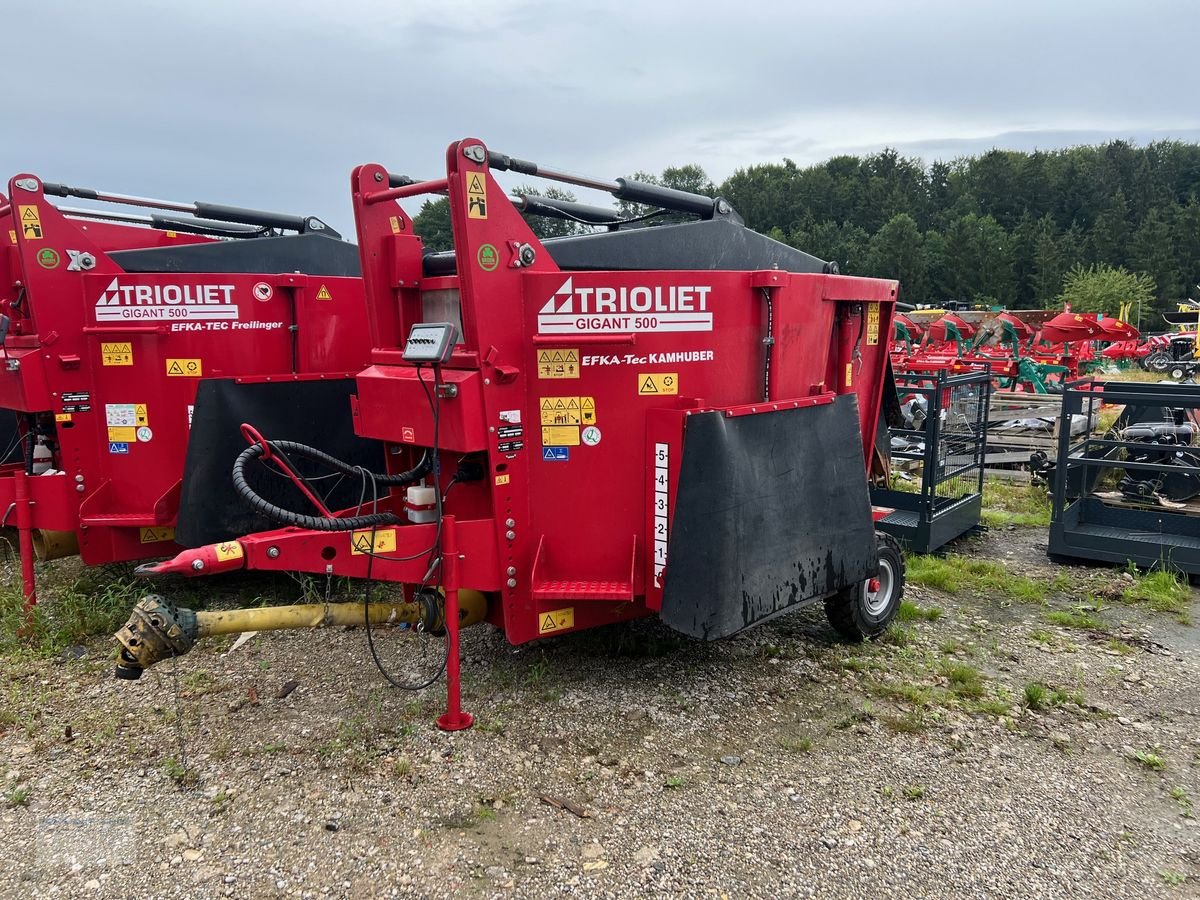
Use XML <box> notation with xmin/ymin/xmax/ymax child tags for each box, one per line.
<box><xmin>402</xmin><ymin>322</ymin><xmax>459</xmax><ymax>364</ymax></box>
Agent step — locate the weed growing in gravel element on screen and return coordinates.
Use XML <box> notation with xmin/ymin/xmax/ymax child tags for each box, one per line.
<box><xmin>939</xmin><ymin>662</ymin><xmax>985</xmax><ymax>699</ymax></box>
<box><xmin>1170</xmin><ymin>786</ymin><xmax>1194</xmax><ymax>818</ymax></box>
<box><xmin>939</xmin><ymin>638</ymin><xmax>973</xmax><ymax>656</ymax></box>
<box><xmin>981</xmin><ymin>479</ymin><xmax>1052</xmax><ymax>528</ymax></box>
<box><xmin>1132</xmin><ymin>748</ymin><xmax>1166</xmax><ymax>771</ymax></box>
<box><xmin>882</xmin><ymin>711</ymin><xmax>928</xmax><ymax>734</ymax></box>
<box><xmin>897</xmin><ymin>601</ymin><xmax>943</xmax><ymax>622</ymax></box>
<box><xmin>1159</xmin><ymin>871</ymin><xmax>1187</xmax><ymax>887</ymax></box>
<box><xmin>778</xmin><ymin>735</ymin><xmax>814</xmax><ymax>753</ymax></box>
<box><xmin>903</xmin><ymin>785</ymin><xmax>925</xmax><ymax>800</ymax></box>
<box><xmin>905</xmin><ymin>555</ymin><xmax>1058</xmax><ymax>602</ymax></box>
<box><xmin>1103</xmin><ymin>638</ymin><xmax>1135</xmax><ymax>655</ymax></box>
<box><xmin>4</xmin><ymin>787</ymin><xmax>30</xmax><ymax>807</ymax></box>
<box><xmin>1028</xmin><ymin>628</ymin><xmax>1057</xmax><ymax>644</ymax></box>
<box><xmin>1044</xmin><ymin>608</ymin><xmax>1103</xmax><ymax>631</ymax></box>
<box><xmin>1120</xmin><ymin>568</ymin><xmax>1191</xmax><ymax>621</ymax></box>
<box><xmin>210</xmin><ymin>789</ymin><xmax>230</xmax><ymax>814</ymax></box>
<box><xmin>0</xmin><ymin>567</ymin><xmax>143</xmax><ymax>656</ymax></box>
<box><xmin>664</xmin><ymin>775</ymin><xmax>686</xmax><ymax>788</ymax></box>
<box><xmin>879</xmin><ymin>624</ymin><xmax>916</xmax><ymax>648</ymax></box>
<box><xmin>162</xmin><ymin>756</ymin><xmax>199</xmax><ymax>787</ymax></box>
<box><xmin>1023</xmin><ymin>682</ymin><xmax>1068</xmax><ymax>710</ymax></box>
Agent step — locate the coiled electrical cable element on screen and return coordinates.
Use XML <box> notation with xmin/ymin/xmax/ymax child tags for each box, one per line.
<box><xmin>231</xmin><ymin>439</ymin><xmax>430</xmax><ymax>531</ymax></box>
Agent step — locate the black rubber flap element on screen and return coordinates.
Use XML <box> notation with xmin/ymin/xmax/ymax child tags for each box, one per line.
<box><xmin>177</xmin><ymin>378</ymin><xmax>383</xmax><ymax>546</ymax></box>
<box><xmin>661</xmin><ymin>395</ymin><xmax>877</xmax><ymax>640</ymax></box>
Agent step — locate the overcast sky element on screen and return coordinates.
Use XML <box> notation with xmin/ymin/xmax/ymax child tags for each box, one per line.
<box><xmin>8</xmin><ymin>0</ymin><xmax>1199</xmax><ymax>233</ymax></box>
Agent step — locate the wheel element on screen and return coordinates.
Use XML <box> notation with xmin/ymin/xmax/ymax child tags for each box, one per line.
<box><xmin>1143</xmin><ymin>352</ymin><xmax>1171</xmax><ymax>373</ymax></box>
<box><xmin>1170</xmin><ymin>366</ymin><xmax>1188</xmax><ymax>380</ymax></box>
<box><xmin>824</xmin><ymin>531</ymin><xmax>905</xmax><ymax>641</ymax></box>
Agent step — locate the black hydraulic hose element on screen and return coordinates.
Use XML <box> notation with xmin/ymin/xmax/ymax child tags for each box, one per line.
<box><xmin>231</xmin><ymin>440</ymin><xmax>430</xmax><ymax>531</ymax></box>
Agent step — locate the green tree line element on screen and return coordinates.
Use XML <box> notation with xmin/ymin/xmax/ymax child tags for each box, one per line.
<box><xmin>413</xmin><ymin>141</ymin><xmax>1200</xmax><ymax>315</ymax></box>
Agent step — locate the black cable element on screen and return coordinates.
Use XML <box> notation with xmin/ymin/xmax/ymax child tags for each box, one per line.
<box><xmin>231</xmin><ymin>441</ymin><xmax>431</xmax><ymax>531</ymax></box>
<box><xmin>363</xmin><ymin>363</ymin><xmax>448</xmax><ymax>690</ymax></box>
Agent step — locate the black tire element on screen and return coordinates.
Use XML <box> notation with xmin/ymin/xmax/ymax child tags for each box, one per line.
<box><xmin>824</xmin><ymin>531</ymin><xmax>905</xmax><ymax>641</ymax></box>
<box><xmin>1143</xmin><ymin>351</ymin><xmax>1171</xmax><ymax>373</ymax></box>
<box><xmin>1170</xmin><ymin>366</ymin><xmax>1187</xmax><ymax>380</ymax></box>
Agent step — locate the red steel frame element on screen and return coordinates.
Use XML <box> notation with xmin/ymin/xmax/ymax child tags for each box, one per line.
<box><xmin>0</xmin><ymin>178</ymin><xmax>373</xmax><ymax>606</ymax></box>
<box><xmin>154</xmin><ymin>138</ymin><xmax>900</xmax><ymax>727</ymax></box>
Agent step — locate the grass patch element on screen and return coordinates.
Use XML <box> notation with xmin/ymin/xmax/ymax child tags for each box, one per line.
<box><xmin>897</xmin><ymin>600</ymin><xmax>943</xmax><ymax>622</ymax></box>
<box><xmin>778</xmin><ymin>735</ymin><xmax>814</xmax><ymax>753</ymax></box>
<box><xmin>1131</xmin><ymin>748</ymin><xmax>1166</xmax><ymax>772</ymax></box>
<box><xmin>1044</xmin><ymin>608</ymin><xmax>1103</xmax><ymax>631</ymax></box>
<box><xmin>4</xmin><ymin>787</ymin><xmax>30</xmax><ymax>808</ymax></box>
<box><xmin>939</xmin><ymin>662</ymin><xmax>985</xmax><ymax>699</ymax></box>
<box><xmin>882</xmin><ymin>711</ymin><xmax>928</xmax><ymax>734</ymax></box>
<box><xmin>664</xmin><ymin>775</ymin><xmax>685</xmax><ymax>789</ymax></box>
<box><xmin>1103</xmin><ymin>638</ymin><xmax>1135</xmax><ymax>655</ymax></box>
<box><xmin>0</xmin><ymin>567</ymin><xmax>143</xmax><ymax>656</ymax></box>
<box><xmin>1160</xmin><ymin>871</ymin><xmax>1188</xmax><ymax>887</ymax></box>
<box><xmin>1023</xmin><ymin>682</ymin><xmax>1071</xmax><ymax>710</ymax></box>
<box><xmin>982</xmin><ymin>479</ymin><xmax>1052</xmax><ymax>528</ymax></box>
<box><xmin>906</xmin><ymin>554</ymin><xmax>1064</xmax><ymax>603</ymax></box>
<box><xmin>1170</xmin><ymin>786</ymin><xmax>1194</xmax><ymax>818</ymax></box>
<box><xmin>1120</xmin><ymin>568</ymin><xmax>1191</xmax><ymax>617</ymax></box>
<box><xmin>902</xmin><ymin>784</ymin><xmax>925</xmax><ymax>801</ymax></box>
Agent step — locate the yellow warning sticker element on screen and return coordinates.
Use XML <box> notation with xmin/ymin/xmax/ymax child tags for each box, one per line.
<box><xmin>101</xmin><ymin>341</ymin><xmax>134</xmax><ymax>366</ymax></box>
<box><xmin>18</xmin><ymin>206</ymin><xmax>42</xmax><ymax>240</ymax></box>
<box><xmin>536</xmin><ymin>348</ymin><xmax>579</xmax><ymax>379</ymax></box>
<box><xmin>866</xmin><ymin>303</ymin><xmax>880</xmax><ymax>346</ymax></box>
<box><xmin>107</xmin><ymin>426</ymin><xmax>136</xmax><ymax>442</ymax></box>
<box><xmin>389</xmin><ymin>216</ymin><xmax>402</xmax><ymax>235</ymax></box>
<box><xmin>165</xmin><ymin>231</ymin><xmax>178</xmax><ymax>238</ymax></box>
<box><xmin>539</xmin><ymin>396</ymin><xmax>598</xmax><ymax>426</ymax></box>
<box><xmin>538</xmin><ymin>607</ymin><xmax>574</xmax><ymax>635</ymax></box>
<box><xmin>55</xmin><ymin>413</ymin><xmax>72</xmax><ymax>423</ymax></box>
<box><xmin>845</xmin><ymin>363</ymin><xmax>853</xmax><ymax>387</ymax></box>
<box><xmin>637</xmin><ymin>373</ymin><xmax>678</xmax><ymax>396</ymax></box>
<box><xmin>540</xmin><ymin>396</ymin><xmax>579</xmax><ymax>426</ymax></box>
<box><xmin>466</xmin><ymin>172</ymin><xmax>487</xmax><ymax>219</ymax></box>
<box><xmin>495</xmin><ymin>473</ymin><xmax>511</xmax><ymax>486</ymax></box>
<box><xmin>166</xmin><ymin>358</ymin><xmax>202</xmax><ymax>377</ymax></box>
<box><xmin>7</xmin><ymin>230</ymin><xmax>15</xmax><ymax>245</ymax></box>
<box><xmin>350</xmin><ymin>528</ymin><xmax>397</xmax><ymax>555</ymax></box>
<box><xmin>541</xmin><ymin>425</ymin><xmax>580</xmax><ymax>446</ymax></box>
<box><xmin>135</xmin><ymin>404</ymin><xmax>149</xmax><ymax>426</ymax></box>
<box><xmin>315</xmin><ymin>284</ymin><xmax>332</xmax><ymax>301</ymax></box>
<box><xmin>214</xmin><ymin>541</ymin><xmax>243</xmax><ymax>562</ymax></box>
<box><xmin>139</xmin><ymin>526</ymin><xmax>176</xmax><ymax>544</ymax></box>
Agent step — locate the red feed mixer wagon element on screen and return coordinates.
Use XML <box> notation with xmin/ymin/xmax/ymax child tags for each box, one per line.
<box><xmin>0</xmin><ymin>176</ymin><xmax>380</xmax><ymax>608</ymax></box>
<box><xmin>115</xmin><ymin>138</ymin><xmax>907</xmax><ymax>729</ymax></box>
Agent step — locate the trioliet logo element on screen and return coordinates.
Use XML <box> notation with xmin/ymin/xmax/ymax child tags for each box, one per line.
<box><xmin>537</xmin><ymin>277</ymin><xmax>713</xmax><ymax>335</ymax></box>
<box><xmin>94</xmin><ymin>278</ymin><xmax>238</xmax><ymax>321</ymax></box>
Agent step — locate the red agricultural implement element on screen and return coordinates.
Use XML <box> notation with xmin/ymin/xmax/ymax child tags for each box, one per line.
<box><xmin>892</xmin><ymin>308</ymin><xmax>1139</xmax><ymax>392</ymax></box>
<box><xmin>115</xmin><ymin>138</ymin><xmax>907</xmax><ymax>729</ymax></box>
<box><xmin>0</xmin><ymin>176</ymin><xmax>379</xmax><ymax>610</ymax></box>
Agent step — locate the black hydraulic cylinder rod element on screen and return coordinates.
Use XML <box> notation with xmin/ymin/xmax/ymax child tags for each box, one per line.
<box><xmin>612</xmin><ymin>178</ymin><xmax>717</xmax><ymax>218</ymax></box>
<box><xmin>488</xmin><ymin>151</ymin><xmax>720</xmax><ymax>219</ymax></box>
<box><xmin>192</xmin><ymin>202</ymin><xmax>309</xmax><ymax>233</ymax></box>
<box><xmin>385</xmin><ymin>171</ymin><xmax>621</xmax><ymax>225</ymax></box>
<box><xmin>42</xmin><ymin>181</ymin><xmax>317</xmax><ymax>233</ymax></box>
<box><xmin>58</xmin><ymin>205</ymin><xmax>268</xmax><ymax>239</ymax></box>
<box><xmin>511</xmin><ymin>193</ymin><xmax>622</xmax><ymax>225</ymax></box>
<box><xmin>150</xmin><ymin>213</ymin><xmax>265</xmax><ymax>238</ymax></box>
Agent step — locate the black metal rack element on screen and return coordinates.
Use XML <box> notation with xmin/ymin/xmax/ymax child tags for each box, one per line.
<box><xmin>1049</xmin><ymin>379</ymin><xmax>1200</xmax><ymax>572</ymax></box>
<box><xmin>871</xmin><ymin>369</ymin><xmax>991</xmax><ymax>553</ymax></box>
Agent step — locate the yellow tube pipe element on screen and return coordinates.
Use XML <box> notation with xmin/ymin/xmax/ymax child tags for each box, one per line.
<box><xmin>32</xmin><ymin>529</ymin><xmax>79</xmax><ymax>561</ymax></box>
<box><xmin>193</xmin><ymin>589</ymin><xmax>488</xmax><ymax>639</ymax></box>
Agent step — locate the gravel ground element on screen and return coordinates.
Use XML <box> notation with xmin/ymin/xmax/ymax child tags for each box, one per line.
<box><xmin>1</xmin><ymin>527</ymin><xmax>1198</xmax><ymax>899</ymax></box>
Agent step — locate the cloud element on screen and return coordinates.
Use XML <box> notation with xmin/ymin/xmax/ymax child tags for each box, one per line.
<box><xmin>5</xmin><ymin>0</ymin><xmax>1198</xmax><ymax>231</ymax></box>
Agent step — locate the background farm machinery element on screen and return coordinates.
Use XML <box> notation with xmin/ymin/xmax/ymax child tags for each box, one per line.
<box><xmin>0</xmin><ymin>177</ymin><xmax>378</xmax><ymax>612</ymax></box>
<box><xmin>891</xmin><ymin>308</ymin><xmax>1139</xmax><ymax>392</ymax></box>
<box><xmin>112</xmin><ymin>138</ymin><xmax>909</xmax><ymax>729</ymax></box>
